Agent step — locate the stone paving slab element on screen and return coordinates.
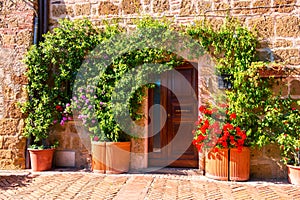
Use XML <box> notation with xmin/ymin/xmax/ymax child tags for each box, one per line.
<box><xmin>0</xmin><ymin>170</ymin><xmax>300</xmax><ymax>200</ymax></box>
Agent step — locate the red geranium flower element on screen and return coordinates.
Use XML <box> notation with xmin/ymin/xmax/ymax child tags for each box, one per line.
<box><xmin>230</xmin><ymin>113</ymin><xmax>236</xmax><ymax>120</ymax></box>
<box><xmin>55</xmin><ymin>105</ymin><xmax>63</xmax><ymax>112</ymax></box>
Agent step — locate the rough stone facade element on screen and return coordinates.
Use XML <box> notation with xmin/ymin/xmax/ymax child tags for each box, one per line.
<box><xmin>0</xmin><ymin>0</ymin><xmax>34</xmax><ymax>169</ymax></box>
<box><xmin>1</xmin><ymin>0</ymin><xmax>299</xmax><ymax>179</ymax></box>
<box><xmin>48</xmin><ymin>121</ymin><xmax>91</xmax><ymax>169</ymax></box>
<box><xmin>49</xmin><ymin>0</ymin><xmax>300</xmax><ymax>68</ymax></box>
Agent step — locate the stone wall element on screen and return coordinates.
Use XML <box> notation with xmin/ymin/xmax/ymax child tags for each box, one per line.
<box><xmin>48</xmin><ymin>121</ymin><xmax>91</xmax><ymax>169</ymax></box>
<box><xmin>48</xmin><ymin>0</ymin><xmax>300</xmax><ymax>178</ymax></box>
<box><xmin>0</xmin><ymin>1</ymin><xmax>34</xmax><ymax>169</ymax></box>
<box><xmin>49</xmin><ymin>0</ymin><xmax>300</xmax><ymax>68</ymax></box>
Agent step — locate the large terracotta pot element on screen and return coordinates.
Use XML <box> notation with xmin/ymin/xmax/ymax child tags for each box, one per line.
<box><xmin>229</xmin><ymin>147</ymin><xmax>250</xmax><ymax>181</ymax></box>
<box><xmin>91</xmin><ymin>141</ymin><xmax>131</xmax><ymax>174</ymax></box>
<box><xmin>91</xmin><ymin>141</ymin><xmax>106</xmax><ymax>173</ymax></box>
<box><xmin>29</xmin><ymin>148</ymin><xmax>55</xmax><ymax>172</ymax></box>
<box><xmin>205</xmin><ymin>148</ymin><xmax>229</xmax><ymax>180</ymax></box>
<box><xmin>106</xmin><ymin>142</ymin><xmax>131</xmax><ymax>174</ymax></box>
<box><xmin>287</xmin><ymin>165</ymin><xmax>300</xmax><ymax>185</ymax></box>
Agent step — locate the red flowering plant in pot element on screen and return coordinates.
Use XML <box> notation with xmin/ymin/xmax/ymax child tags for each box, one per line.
<box><xmin>192</xmin><ymin>103</ymin><xmax>250</xmax><ymax>181</ymax></box>
<box><xmin>192</xmin><ymin>104</ymin><xmax>247</xmax><ymax>153</ymax></box>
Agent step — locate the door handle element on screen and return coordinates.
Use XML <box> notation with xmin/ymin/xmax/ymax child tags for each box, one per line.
<box><xmin>167</xmin><ymin>114</ymin><xmax>171</xmax><ymax>118</ymax></box>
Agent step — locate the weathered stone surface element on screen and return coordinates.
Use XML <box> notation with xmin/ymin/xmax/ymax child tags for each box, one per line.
<box><xmin>272</xmin><ymin>78</ymin><xmax>289</xmax><ymax>97</ymax></box>
<box><xmin>0</xmin><ymin>150</ymin><xmax>12</xmax><ymax>159</ymax></box>
<box><xmin>290</xmin><ymin>79</ymin><xmax>300</xmax><ymax>96</ymax></box>
<box><xmin>153</xmin><ymin>0</ymin><xmax>170</xmax><ymax>13</ymax></box>
<box><xmin>214</xmin><ymin>2</ymin><xmax>230</xmax><ymax>15</ymax></box>
<box><xmin>122</xmin><ymin>0</ymin><xmax>141</xmax><ymax>14</ymax></box>
<box><xmin>274</xmin><ymin>0</ymin><xmax>296</xmax><ymax>13</ymax></box>
<box><xmin>5</xmin><ymin>102</ymin><xmax>23</xmax><ymax>119</ymax></box>
<box><xmin>274</xmin><ymin>49</ymin><xmax>300</xmax><ymax>65</ymax></box>
<box><xmin>273</xmin><ymin>39</ymin><xmax>293</xmax><ymax>48</ymax></box>
<box><xmin>276</xmin><ymin>16</ymin><xmax>300</xmax><ymax>37</ymax></box>
<box><xmin>197</xmin><ymin>1</ymin><xmax>212</xmax><ymax>14</ymax></box>
<box><xmin>0</xmin><ymin>119</ymin><xmax>19</xmax><ymax>135</ymax></box>
<box><xmin>49</xmin><ymin>121</ymin><xmax>90</xmax><ymax>169</ymax></box>
<box><xmin>233</xmin><ymin>1</ymin><xmax>251</xmax><ymax>14</ymax></box>
<box><xmin>51</xmin><ymin>5</ymin><xmax>67</xmax><ymax>17</ymax></box>
<box><xmin>144</xmin><ymin>0</ymin><xmax>151</xmax><ymax>5</ymax></box>
<box><xmin>250</xmin><ymin>145</ymin><xmax>286</xmax><ymax>179</ymax></box>
<box><xmin>248</xmin><ymin>17</ymin><xmax>274</xmax><ymax>38</ymax></box>
<box><xmin>180</xmin><ymin>0</ymin><xmax>197</xmax><ymax>16</ymax></box>
<box><xmin>99</xmin><ymin>1</ymin><xmax>119</xmax><ymax>15</ymax></box>
<box><xmin>252</xmin><ymin>0</ymin><xmax>270</xmax><ymax>14</ymax></box>
<box><xmin>2</xmin><ymin>34</ymin><xmax>15</xmax><ymax>45</ymax></box>
<box><xmin>75</xmin><ymin>3</ymin><xmax>91</xmax><ymax>16</ymax></box>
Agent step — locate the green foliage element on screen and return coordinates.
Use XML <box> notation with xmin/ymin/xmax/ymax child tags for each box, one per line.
<box><xmin>22</xmin><ymin>19</ymin><xmax>102</xmax><ymax>147</ymax></box>
<box><xmin>71</xmin><ymin>17</ymin><xmax>186</xmax><ymax>142</ymax></box>
<box><xmin>187</xmin><ymin>17</ymin><xmax>298</xmax><ymax>149</ymax></box>
<box><xmin>23</xmin><ymin>16</ymin><xmax>299</xmax><ymax>157</ymax></box>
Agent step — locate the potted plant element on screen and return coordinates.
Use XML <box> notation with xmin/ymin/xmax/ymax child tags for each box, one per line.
<box><xmin>192</xmin><ymin>103</ymin><xmax>250</xmax><ymax>181</ymax></box>
<box><xmin>275</xmin><ymin>102</ymin><xmax>300</xmax><ymax>185</ymax></box>
<box><xmin>20</xmin><ymin>19</ymin><xmax>103</xmax><ymax>171</ymax></box>
<box><xmin>70</xmin><ymin>84</ymin><xmax>131</xmax><ymax>174</ymax></box>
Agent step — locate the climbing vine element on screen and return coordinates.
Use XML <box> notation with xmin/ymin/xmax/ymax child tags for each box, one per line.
<box><xmin>22</xmin><ymin>16</ymin><xmax>298</xmax><ymax>147</ymax></box>
<box><xmin>187</xmin><ymin>17</ymin><xmax>298</xmax><ymax>147</ymax></box>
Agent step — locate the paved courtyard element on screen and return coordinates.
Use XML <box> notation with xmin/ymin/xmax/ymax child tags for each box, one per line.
<box><xmin>0</xmin><ymin>169</ymin><xmax>300</xmax><ymax>200</ymax></box>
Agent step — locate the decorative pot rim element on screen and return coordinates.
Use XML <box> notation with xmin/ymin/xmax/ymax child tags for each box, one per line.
<box><xmin>287</xmin><ymin>164</ymin><xmax>300</xmax><ymax>169</ymax></box>
<box><xmin>91</xmin><ymin>141</ymin><xmax>131</xmax><ymax>144</ymax></box>
<box><xmin>27</xmin><ymin>148</ymin><xmax>55</xmax><ymax>151</ymax></box>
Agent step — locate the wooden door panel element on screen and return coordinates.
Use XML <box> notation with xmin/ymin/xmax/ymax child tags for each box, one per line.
<box><xmin>148</xmin><ymin>63</ymin><xmax>198</xmax><ymax>168</ymax></box>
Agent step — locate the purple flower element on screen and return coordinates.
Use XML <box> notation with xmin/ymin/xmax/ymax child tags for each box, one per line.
<box><xmin>63</xmin><ymin>116</ymin><xmax>68</xmax><ymax>121</ymax></box>
<box><xmin>73</xmin><ymin>96</ymin><xmax>77</xmax><ymax>100</ymax></box>
<box><xmin>66</xmin><ymin>103</ymin><xmax>70</xmax><ymax>107</ymax></box>
<box><xmin>78</xmin><ymin>115</ymin><xmax>83</xmax><ymax>119</ymax></box>
<box><xmin>88</xmin><ymin>105</ymin><xmax>93</xmax><ymax>109</ymax></box>
<box><xmin>92</xmin><ymin>119</ymin><xmax>96</xmax><ymax>124</ymax></box>
<box><xmin>79</xmin><ymin>88</ymin><xmax>83</xmax><ymax>92</ymax></box>
<box><xmin>53</xmin><ymin>120</ymin><xmax>58</xmax><ymax>124</ymax></box>
<box><xmin>93</xmin><ymin>136</ymin><xmax>99</xmax><ymax>141</ymax></box>
<box><xmin>100</xmin><ymin>102</ymin><xmax>104</xmax><ymax>105</ymax></box>
<box><xmin>68</xmin><ymin>116</ymin><xmax>73</xmax><ymax>121</ymax></box>
<box><xmin>60</xmin><ymin>120</ymin><xmax>65</xmax><ymax>126</ymax></box>
<box><xmin>85</xmin><ymin>99</ymin><xmax>90</xmax><ymax>104</ymax></box>
<box><xmin>81</xmin><ymin>95</ymin><xmax>86</xmax><ymax>100</ymax></box>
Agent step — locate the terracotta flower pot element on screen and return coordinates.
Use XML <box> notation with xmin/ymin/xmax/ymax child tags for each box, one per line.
<box><xmin>287</xmin><ymin>165</ymin><xmax>300</xmax><ymax>185</ymax></box>
<box><xmin>29</xmin><ymin>148</ymin><xmax>55</xmax><ymax>172</ymax></box>
<box><xmin>205</xmin><ymin>148</ymin><xmax>229</xmax><ymax>181</ymax></box>
<box><xmin>229</xmin><ymin>147</ymin><xmax>250</xmax><ymax>181</ymax></box>
<box><xmin>106</xmin><ymin>142</ymin><xmax>131</xmax><ymax>174</ymax></box>
<box><xmin>91</xmin><ymin>141</ymin><xmax>131</xmax><ymax>174</ymax></box>
<box><xmin>91</xmin><ymin>141</ymin><xmax>106</xmax><ymax>173</ymax></box>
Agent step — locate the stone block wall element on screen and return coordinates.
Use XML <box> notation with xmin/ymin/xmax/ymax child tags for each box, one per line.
<box><xmin>0</xmin><ymin>1</ymin><xmax>34</xmax><ymax>169</ymax></box>
<box><xmin>49</xmin><ymin>0</ymin><xmax>300</xmax><ymax>69</ymax></box>
<box><xmin>48</xmin><ymin>121</ymin><xmax>91</xmax><ymax>169</ymax></box>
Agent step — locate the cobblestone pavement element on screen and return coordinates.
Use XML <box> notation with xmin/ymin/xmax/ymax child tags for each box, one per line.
<box><xmin>0</xmin><ymin>169</ymin><xmax>300</xmax><ymax>200</ymax></box>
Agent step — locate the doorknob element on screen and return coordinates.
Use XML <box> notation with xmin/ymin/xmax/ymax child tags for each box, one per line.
<box><xmin>167</xmin><ymin>114</ymin><xmax>171</xmax><ymax>118</ymax></box>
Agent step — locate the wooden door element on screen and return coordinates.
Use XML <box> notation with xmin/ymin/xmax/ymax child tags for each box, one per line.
<box><xmin>148</xmin><ymin>63</ymin><xmax>198</xmax><ymax>167</ymax></box>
